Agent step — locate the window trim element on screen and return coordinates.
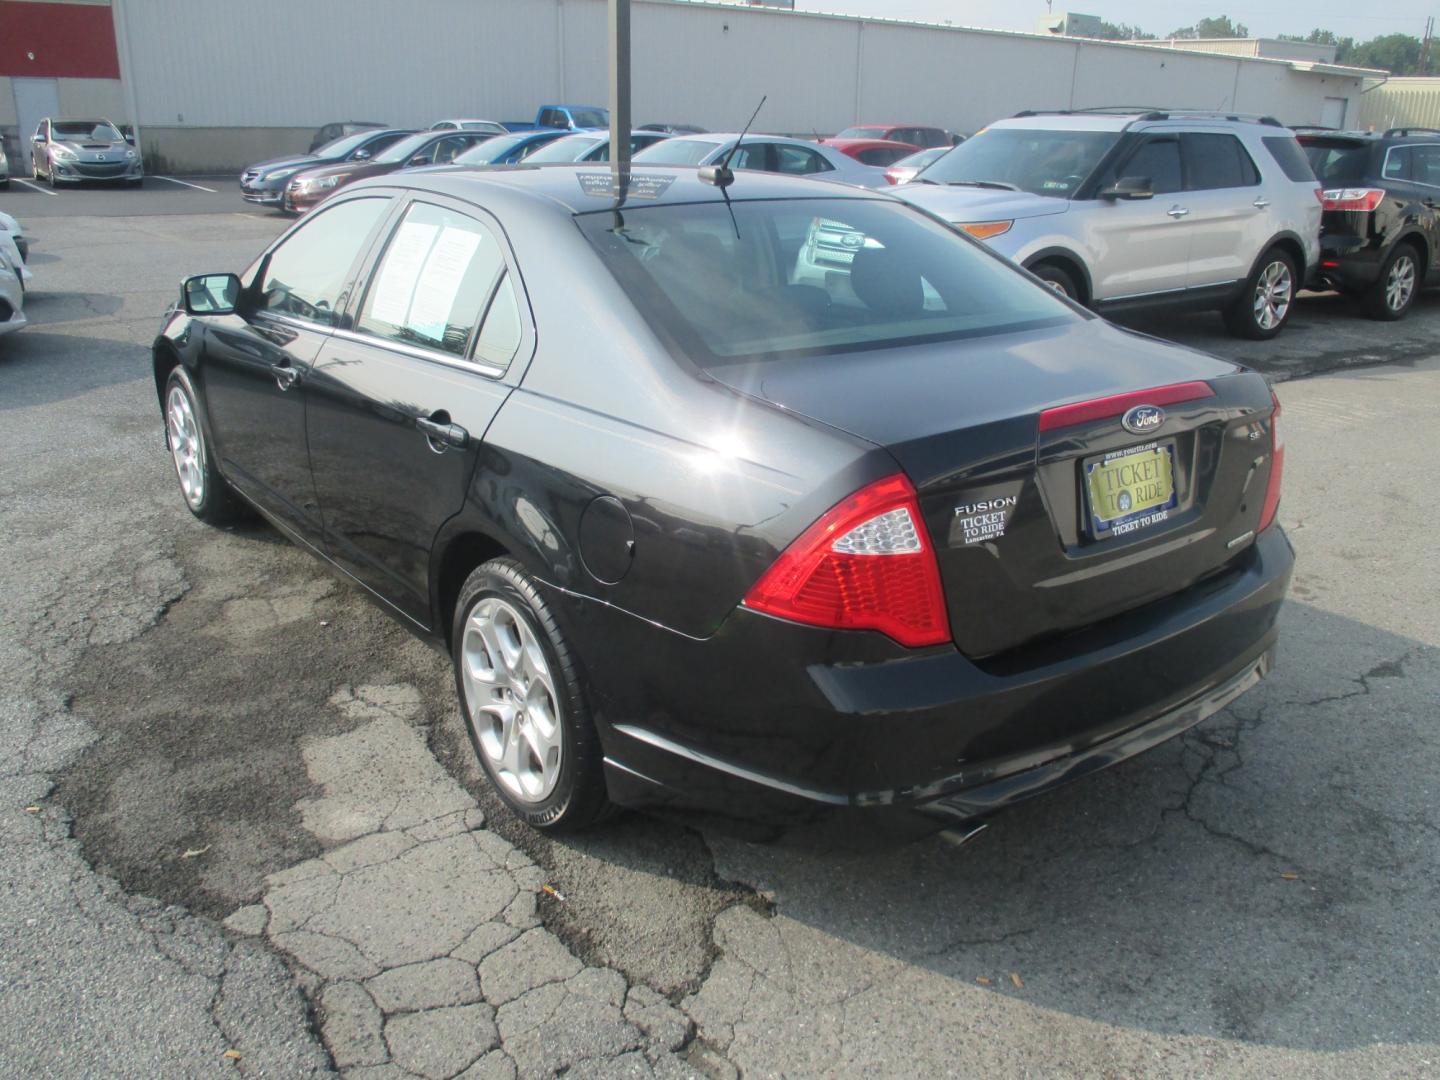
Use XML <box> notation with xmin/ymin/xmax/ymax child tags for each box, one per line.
<box><xmin>346</xmin><ymin>192</ymin><xmax>534</xmax><ymax>379</ymax></box>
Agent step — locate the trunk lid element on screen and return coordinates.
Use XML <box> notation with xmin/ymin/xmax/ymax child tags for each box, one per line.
<box><xmin>711</xmin><ymin>319</ymin><xmax>1277</xmax><ymax>657</ymax></box>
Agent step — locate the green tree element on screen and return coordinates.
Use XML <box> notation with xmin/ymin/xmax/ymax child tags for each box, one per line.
<box><xmin>1168</xmin><ymin>15</ymin><xmax>1250</xmax><ymax>39</ymax></box>
<box><xmin>1348</xmin><ymin>32</ymin><xmax>1425</xmax><ymax>74</ymax></box>
<box><xmin>1093</xmin><ymin>20</ymin><xmax>1156</xmax><ymax>41</ymax></box>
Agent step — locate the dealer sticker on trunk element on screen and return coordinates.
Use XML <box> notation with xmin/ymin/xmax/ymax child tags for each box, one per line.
<box><xmin>1086</xmin><ymin>440</ymin><xmax>1177</xmax><ymax>538</ymax></box>
<box><xmin>949</xmin><ymin>486</ymin><xmax>1021</xmax><ymax>548</ymax></box>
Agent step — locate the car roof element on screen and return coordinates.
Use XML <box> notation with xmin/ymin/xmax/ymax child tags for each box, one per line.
<box><xmin>848</xmin><ymin>123</ymin><xmax>940</xmax><ymax>129</ymax></box>
<box><xmin>825</xmin><ymin>138</ymin><xmax>920</xmax><ymax>150</ymax></box>
<box><xmin>349</xmin><ymin>163</ymin><xmax>887</xmax><ymax>215</ymax></box>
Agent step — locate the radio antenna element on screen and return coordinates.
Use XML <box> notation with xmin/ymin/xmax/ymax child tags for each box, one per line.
<box><xmin>701</xmin><ymin>95</ymin><xmax>766</xmax><ymax>188</ymax></box>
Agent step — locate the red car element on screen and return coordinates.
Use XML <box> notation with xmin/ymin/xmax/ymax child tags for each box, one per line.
<box><xmin>833</xmin><ymin>124</ymin><xmax>959</xmax><ymax>149</ymax></box>
<box><xmin>822</xmin><ymin>138</ymin><xmax>922</xmax><ymax>168</ymax></box>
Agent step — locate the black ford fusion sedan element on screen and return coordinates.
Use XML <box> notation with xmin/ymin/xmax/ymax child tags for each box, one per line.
<box><xmin>155</xmin><ymin>165</ymin><xmax>1291</xmax><ymax>832</ymax></box>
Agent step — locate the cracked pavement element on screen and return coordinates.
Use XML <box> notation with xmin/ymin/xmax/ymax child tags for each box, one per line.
<box><xmin>1</xmin><ymin>192</ymin><xmax>1436</xmax><ymax>1078</ymax></box>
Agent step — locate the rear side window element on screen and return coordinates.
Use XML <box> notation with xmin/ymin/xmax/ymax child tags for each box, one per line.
<box><xmin>1182</xmin><ymin>133</ymin><xmax>1260</xmax><ymax>189</ymax></box>
<box><xmin>257</xmin><ymin>197</ymin><xmax>390</xmax><ymax>326</ymax></box>
<box><xmin>357</xmin><ymin>202</ymin><xmax>511</xmax><ymax>361</ymax></box>
<box><xmin>1411</xmin><ymin>145</ymin><xmax>1440</xmax><ymax>187</ymax></box>
<box><xmin>1263</xmin><ymin>136</ymin><xmax>1318</xmax><ymax>182</ymax></box>
<box><xmin>775</xmin><ymin>145</ymin><xmax>833</xmax><ymax>174</ymax></box>
<box><xmin>1382</xmin><ymin>147</ymin><xmax>1413</xmax><ymax>181</ymax></box>
<box><xmin>1303</xmin><ymin>140</ymin><xmax>1371</xmax><ymax>186</ymax></box>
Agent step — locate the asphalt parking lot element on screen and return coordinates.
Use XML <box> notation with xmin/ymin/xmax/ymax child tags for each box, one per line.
<box><xmin>2</xmin><ymin>182</ymin><xmax>1437</xmax><ymax>1079</ymax></box>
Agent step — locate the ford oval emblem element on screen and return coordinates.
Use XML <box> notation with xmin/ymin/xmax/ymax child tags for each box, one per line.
<box><xmin>1121</xmin><ymin>404</ymin><xmax>1166</xmax><ymax>436</ymax></box>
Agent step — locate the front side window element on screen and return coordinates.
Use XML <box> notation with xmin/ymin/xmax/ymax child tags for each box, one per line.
<box><xmin>922</xmin><ymin>127</ymin><xmax>1120</xmax><ymax>198</ymax></box>
<box><xmin>256</xmin><ymin>197</ymin><xmax>390</xmax><ymax>325</ymax></box>
<box><xmin>357</xmin><ymin>202</ymin><xmax>512</xmax><ymax>361</ymax></box>
<box><xmin>1119</xmin><ymin>136</ymin><xmax>1182</xmax><ymax>195</ymax></box>
<box><xmin>579</xmin><ymin>197</ymin><xmax>1074</xmax><ymax>366</ymax></box>
<box><xmin>1182</xmin><ymin>133</ymin><xmax>1260</xmax><ymax>190</ymax></box>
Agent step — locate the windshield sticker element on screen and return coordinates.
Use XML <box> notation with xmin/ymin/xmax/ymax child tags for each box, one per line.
<box><xmin>577</xmin><ymin>172</ymin><xmax>677</xmax><ymax>200</ymax></box>
<box><xmin>949</xmin><ymin>487</ymin><xmax>1020</xmax><ymax>548</ymax></box>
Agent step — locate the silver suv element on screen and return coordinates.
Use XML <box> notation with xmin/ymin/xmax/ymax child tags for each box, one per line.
<box><xmin>897</xmin><ymin>110</ymin><xmax>1321</xmax><ymax>338</ymax></box>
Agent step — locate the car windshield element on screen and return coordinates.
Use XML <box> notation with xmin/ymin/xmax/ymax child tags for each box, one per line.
<box><xmin>921</xmin><ymin>127</ymin><xmax>1120</xmax><ymax>197</ymax></box>
<box><xmin>526</xmin><ymin>135</ymin><xmax>606</xmax><ymax>163</ymax></box>
<box><xmin>316</xmin><ymin>129</ymin><xmax>389</xmax><ymax>157</ymax></box>
<box><xmin>53</xmin><ymin>121</ymin><xmax>122</xmax><ymax>142</ymax></box>
<box><xmin>375</xmin><ymin>133</ymin><xmax>435</xmax><ymax>164</ymax></box>
<box><xmin>455</xmin><ymin>134</ymin><xmax>532</xmax><ymax>164</ymax></box>
<box><xmin>836</xmin><ymin>127</ymin><xmax>888</xmax><ymax>140</ymax></box>
<box><xmin>634</xmin><ymin>138</ymin><xmax>724</xmax><ymax>165</ymax></box>
<box><xmin>461</xmin><ymin>121</ymin><xmax>505</xmax><ymax>132</ymax></box>
<box><xmin>1303</xmin><ymin>140</ymin><xmax>1371</xmax><ymax>186</ymax></box>
<box><xmin>579</xmin><ymin>197</ymin><xmax>1074</xmax><ymax>366</ymax></box>
<box><xmin>569</xmin><ymin>109</ymin><xmax>608</xmax><ymax>128</ymax></box>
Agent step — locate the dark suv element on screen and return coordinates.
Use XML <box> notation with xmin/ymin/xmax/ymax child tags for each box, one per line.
<box><xmin>1298</xmin><ymin>127</ymin><xmax>1440</xmax><ymax>320</ymax></box>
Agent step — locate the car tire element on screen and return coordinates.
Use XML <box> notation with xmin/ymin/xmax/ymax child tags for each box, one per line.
<box><xmin>1030</xmin><ymin>262</ymin><xmax>1079</xmax><ymax>301</ymax></box>
<box><xmin>452</xmin><ymin>558</ymin><xmax>612</xmax><ymax>832</ymax></box>
<box><xmin>163</xmin><ymin>366</ymin><xmax>248</xmax><ymax>525</ymax></box>
<box><xmin>1224</xmin><ymin>248</ymin><xmax>1297</xmax><ymax>340</ymax></box>
<box><xmin>1362</xmin><ymin>242</ymin><xmax>1420</xmax><ymax>321</ymax></box>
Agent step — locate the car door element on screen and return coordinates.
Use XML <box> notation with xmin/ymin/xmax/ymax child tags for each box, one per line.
<box><xmin>1180</xmin><ymin>132</ymin><xmax>1267</xmax><ymax>290</ymax></box>
<box><xmin>1085</xmin><ymin>133</ymin><xmax>1193</xmax><ymax>300</ymax></box>
<box><xmin>304</xmin><ymin>196</ymin><xmax>531</xmax><ymax>627</ymax></box>
<box><xmin>31</xmin><ymin>120</ymin><xmax>49</xmax><ymax>175</ymax></box>
<box><xmin>1405</xmin><ymin>145</ymin><xmax>1440</xmax><ymax>278</ymax></box>
<box><xmin>199</xmin><ymin>195</ymin><xmax>393</xmax><ymax>548</ymax></box>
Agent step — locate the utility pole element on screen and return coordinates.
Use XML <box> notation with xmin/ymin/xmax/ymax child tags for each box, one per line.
<box><xmin>609</xmin><ymin>0</ymin><xmax>631</xmax><ymax>177</ymax></box>
<box><xmin>1421</xmin><ymin>16</ymin><xmax>1434</xmax><ymax>75</ymax></box>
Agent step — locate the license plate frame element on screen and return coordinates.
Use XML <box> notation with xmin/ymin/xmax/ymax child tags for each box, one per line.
<box><xmin>1084</xmin><ymin>439</ymin><xmax>1178</xmax><ymax>539</ymax></box>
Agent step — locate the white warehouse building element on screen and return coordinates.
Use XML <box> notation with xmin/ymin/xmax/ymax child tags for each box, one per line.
<box><xmin>2</xmin><ymin>0</ymin><xmax>1376</xmax><ymax>173</ymax></box>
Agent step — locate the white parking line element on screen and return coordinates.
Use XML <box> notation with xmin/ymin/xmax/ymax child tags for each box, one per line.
<box><xmin>11</xmin><ymin>178</ymin><xmax>57</xmax><ymax>196</ymax></box>
<box><xmin>156</xmin><ymin>176</ymin><xmax>218</xmax><ymax>192</ymax></box>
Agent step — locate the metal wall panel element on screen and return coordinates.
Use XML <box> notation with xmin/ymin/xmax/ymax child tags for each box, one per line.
<box><xmin>115</xmin><ymin>0</ymin><xmax>1363</xmax><ymax>140</ymax></box>
<box><xmin>1356</xmin><ymin>80</ymin><xmax>1440</xmax><ymax>133</ymax></box>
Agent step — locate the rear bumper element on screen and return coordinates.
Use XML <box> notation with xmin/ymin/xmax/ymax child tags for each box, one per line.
<box><xmin>1317</xmin><ymin>234</ymin><xmax>1383</xmax><ymax>289</ymax></box>
<box><xmin>565</xmin><ymin>525</ymin><xmax>1293</xmax><ymax>823</ymax></box>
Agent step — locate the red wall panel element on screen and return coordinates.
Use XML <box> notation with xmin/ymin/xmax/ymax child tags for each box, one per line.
<box><xmin>0</xmin><ymin>2</ymin><xmax>121</xmax><ymax>79</ymax></box>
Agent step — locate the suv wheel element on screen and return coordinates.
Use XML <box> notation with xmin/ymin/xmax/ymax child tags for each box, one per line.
<box><xmin>1363</xmin><ymin>243</ymin><xmax>1419</xmax><ymax>321</ymax></box>
<box><xmin>1030</xmin><ymin>262</ymin><xmax>1079</xmax><ymax>301</ymax></box>
<box><xmin>452</xmin><ymin>558</ymin><xmax>612</xmax><ymax>831</ymax></box>
<box><xmin>1224</xmin><ymin>249</ymin><xmax>1296</xmax><ymax>340</ymax></box>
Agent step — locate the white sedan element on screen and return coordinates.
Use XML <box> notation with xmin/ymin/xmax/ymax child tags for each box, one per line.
<box><xmin>0</xmin><ymin>210</ymin><xmax>31</xmax><ymax>288</ymax></box>
<box><xmin>634</xmin><ymin>133</ymin><xmax>889</xmax><ymax>187</ymax></box>
<box><xmin>0</xmin><ymin>248</ymin><xmax>27</xmax><ymax>337</ymax></box>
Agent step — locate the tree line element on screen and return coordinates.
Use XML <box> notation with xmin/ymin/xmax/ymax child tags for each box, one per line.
<box><xmin>1089</xmin><ymin>15</ymin><xmax>1432</xmax><ymax>75</ymax></box>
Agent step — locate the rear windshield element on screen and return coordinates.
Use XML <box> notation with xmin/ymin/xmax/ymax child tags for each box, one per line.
<box><xmin>920</xmin><ymin>127</ymin><xmax>1119</xmax><ymax>198</ymax></box>
<box><xmin>635</xmin><ymin>138</ymin><xmax>724</xmax><ymax>165</ymax></box>
<box><xmin>578</xmin><ymin>197</ymin><xmax>1075</xmax><ymax>366</ymax></box>
<box><xmin>526</xmin><ymin>135</ymin><xmax>606</xmax><ymax>163</ymax></box>
<box><xmin>836</xmin><ymin>127</ymin><xmax>888</xmax><ymax>140</ymax></box>
<box><xmin>1264</xmin><ymin>135</ymin><xmax>1320</xmax><ymax>182</ymax></box>
<box><xmin>1301</xmin><ymin>139</ymin><xmax>1369</xmax><ymax>186</ymax></box>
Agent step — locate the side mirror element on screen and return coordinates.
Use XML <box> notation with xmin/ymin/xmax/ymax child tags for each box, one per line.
<box><xmin>125</xmin><ymin>134</ymin><xmax>136</xmax><ymax>145</ymax></box>
<box><xmin>409</xmin><ymin>154</ymin><xmax>431</xmax><ymax>167</ymax></box>
<box><xmin>351</xmin><ymin>148</ymin><xmax>372</xmax><ymax>161</ymax></box>
<box><xmin>32</xmin><ymin>134</ymin><xmax>44</xmax><ymax>144</ymax></box>
<box><xmin>182</xmin><ymin>273</ymin><xmax>242</xmax><ymax>316</ymax></box>
<box><xmin>1100</xmin><ymin>176</ymin><xmax>1154</xmax><ymax>201</ymax></box>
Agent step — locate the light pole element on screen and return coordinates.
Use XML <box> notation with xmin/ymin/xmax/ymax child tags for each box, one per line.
<box><xmin>609</xmin><ymin>0</ymin><xmax>631</xmax><ymax>177</ymax></box>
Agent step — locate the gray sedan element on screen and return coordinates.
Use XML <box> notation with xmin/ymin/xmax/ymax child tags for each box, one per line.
<box><xmin>30</xmin><ymin>117</ymin><xmax>143</xmax><ymax>187</ymax></box>
<box><xmin>634</xmin><ymin>133</ymin><xmax>889</xmax><ymax>187</ymax></box>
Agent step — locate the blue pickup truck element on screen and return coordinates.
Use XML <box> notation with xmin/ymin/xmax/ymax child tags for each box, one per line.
<box><xmin>505</xmin><ymin>105</ymin><xmax>609</xmax><ymax>132</ymax></box>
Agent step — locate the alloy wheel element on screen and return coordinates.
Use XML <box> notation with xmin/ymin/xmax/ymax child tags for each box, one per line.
<box><xmin>460</xmin><ymin>597</ymin><xmax>564</xmax><ymax>803</ymax></box>
<box><xmin>1386</xmin><ymin>254</ymin><xmax>1416</xmax><ymax>313</ymax></box>
<box><xmin>1252</xmin><ymin>260</ymin><xmax>1292</xmax><ymax>331</ymax></box>
<box><xmin>166</xmin><ymin>384</ymin><xmax>205</xmax><ymax>509</ymax></box>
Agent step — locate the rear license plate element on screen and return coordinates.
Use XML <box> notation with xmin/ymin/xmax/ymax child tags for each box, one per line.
<box><xmin>1085</xmin><ymin>440</ymin><xmax>1177</xmax><ymax>537</ymax></box>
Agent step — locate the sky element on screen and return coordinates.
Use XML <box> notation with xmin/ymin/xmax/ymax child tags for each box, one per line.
<box><xmin>793</xmin><ymin>1</ymin><xmax>1435</xmax><ymax>41</ymax></box>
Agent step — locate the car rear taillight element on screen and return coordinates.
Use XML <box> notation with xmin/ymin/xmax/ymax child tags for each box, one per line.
<box><xmin>743</xmin><ymin>474</ymin><xmax>950</xmax><ymax>647</ymax></box>
<box><xmin>1258</xmin><ymin>392</ymin><xmax>1284</xmax><ymax>532</ymax></box>
<box><xmin>1321</xmin><ymin>187</ymin><xmax>1385</xmax><ymax>212</ymax></box>
<box><xmin>884</xmin><ymin>168</ymin><xmax>901</xmax><ymax>185</ymax></box>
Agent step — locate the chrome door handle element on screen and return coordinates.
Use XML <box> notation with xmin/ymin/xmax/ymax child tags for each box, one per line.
<box><xmin>1167</xmin><ymin>206</ymin><xmax>1190</xmax><ymax>219</ymax></box>
<box><xmin>270</xmin><ymin>362</ymin><xmax>300</xmax><ymax>390</ymax></box>
<box><xmin>1252</xmin><ymin>198</ymin><xmax>1271</xmax><ymax>209</ymax></box>
<box><xmin>416</xmin><ymin>416</ymin><xmax>469</xmax><ymax>449</ymax></box>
